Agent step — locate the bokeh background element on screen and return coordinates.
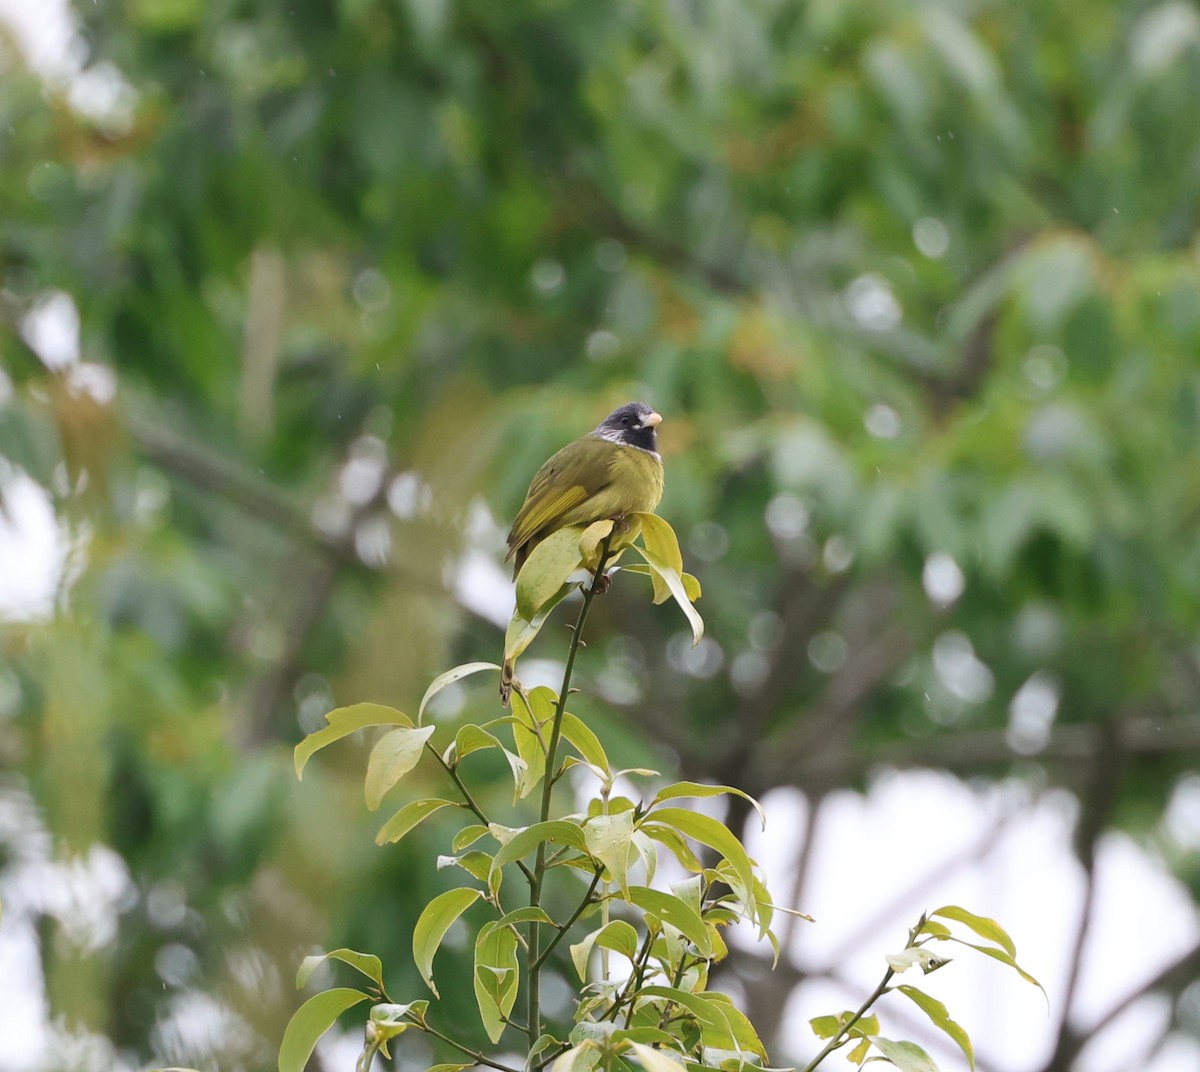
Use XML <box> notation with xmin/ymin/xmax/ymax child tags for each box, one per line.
<box><xmin>2</xmin><ymin>1</ymin><xmax>1200</xmax><ymax>1070</ymax></box>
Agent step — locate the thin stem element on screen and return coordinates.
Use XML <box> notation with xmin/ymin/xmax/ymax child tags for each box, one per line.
<box><xmin>427</xmin><ymin>742</ymin><xmax>535</xmax><ymax>886</ymax></box>
<box><xmin>526</xmin><ymin>538</ymin><xmax>614</xmax><ymax>1049</ymax></box>
<box><xmin>531</xmin><ymin>866</ymin><xmax>604</xmax><ymax>972</ymax></box>
<box><xmin>602</xmin><ymin>928</ymin><xmax>655</xmax><ymax>1026</ymax></box>
<box><xmin>799</xmin><ymin>968</ymin><xmax>894</xmax><ymax>1072</ymax></box>
<box><xmin>408</xmin><ymin>1016</ymin><xmax>523</xmax><ymax>1072</ymax></box>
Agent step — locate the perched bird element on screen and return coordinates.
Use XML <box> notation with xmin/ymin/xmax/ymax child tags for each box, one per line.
<box><xmin>500</xmin><ymin>402</ymin><xmax>664</xmax><ymax>705</ymax></box>
<box><xmin>505</xmin><ymin>401</ymin><xmax>665</xmax><ymax>578</ymax></box>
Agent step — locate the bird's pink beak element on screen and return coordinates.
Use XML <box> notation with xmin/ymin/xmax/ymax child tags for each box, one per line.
<box><xmin>642</xmin><ymin>411</ymin><xmax>663</xmax><ymax>428</ymax></box>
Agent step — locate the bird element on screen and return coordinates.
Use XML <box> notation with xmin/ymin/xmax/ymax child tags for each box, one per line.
<box><xmin>505</xmin><ymin>401</ymin><xmax>665</xmax><ymax>579</ymax></box>
<box><xmin>500</xmin><ymin>401</ymin><xmax>664</xmax><ymax>705</ymax></box>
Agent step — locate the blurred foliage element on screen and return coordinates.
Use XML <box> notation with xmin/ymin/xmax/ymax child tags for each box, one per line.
<box><xmin>2</xmin><ymin>0</ymin><xmax>1200</xmax><ymax>1069</ymax></box>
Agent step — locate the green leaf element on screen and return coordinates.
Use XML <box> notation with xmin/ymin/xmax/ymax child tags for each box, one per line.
<box><xmin>296</xmin><ymin>948</ymin><xmax>383</xmax><ymax>991</ymax></box>
<box><xmin>650</xmin><ymin>781</ymin><xmax>766</xmax><ymax>831</ymax></box>
<box><xmin>585</xmin><ymin>810</ymin><xmax>634</xmax><ymax>896</ymax></box>
<box><xmin>510</xmin><ymin>688</ymin><xmax>550</xmax><ymax>800</ymax></box>
<box><xmin>560</xmin><ymin>712</ymin><xmax>611</xmax><ymax>776</ymax></box>
<box><xmin>632</xmin><ymin>545</ymin><xmax>704</xmax><ymax>645</ymax></box>
<box><xmin>496</xmin><ymin>906</ymin><xmax>555</xmax><ymax>928</ymax></box>
<box><xmin>808</xmin><ymin>1015</ymin><xmax>840</xmax><ymax>1040</ymax></box>
<box><xmin>865</xmin><ymin>1036</ymin><xmax>941</xmax><ymax>1072</ymax></box>
<box><xmin>896</xmin><ymin>985</ymin><xmax>974</xmax><ymax>1070</ymax></box>
<box><xmin>645</xmin><ymin>808</ymin><xmax>756</xmax><ymax>915</ymax></box>
<box><xmin>412</xmin><ymin>888</ymin><xmax>482</xmax><ymax>997</ymax></box>
<box><xmin>365</xmin><ymin>725</ymin><xmax>436</xmax><ymax>810</ymax></box>
<box><xmin>278</xmin><ymin>988</ymin><xmax>370</xmax><ymax>1072</ymax></box>
<box><xmin>630</xmin><ymin>512</ymin><xmax>684</xmax><ymax>604</ymax></box>
<box><xmin>418</xmin><ymin>662</ymin><xmax>500</xmax><ymax>723</ymax></box>
<box><xmin>625</xmin><ymin>886</ymin><xmax>712</xmax><ymax>957</ymax></box>
<box><xmin>496</xmin><ymin>746</ymin><xmax>530</xmax><ymax>802</ymax></box>
<box><xmin>635</xmin><ymin>986</ymin><xmax>729</xmax><ymax>1037</ymax></box>
<box><xmin>294</xmin><ymin>704</ymin><xmax>412</xmax><ymax>779</ymax></box>
<box><xmin>426</xmin><ymin>1064</ymin><xmax>473</xmax><ymax>1072</ymax></box>
<box><xmin>552</xmin><ymin>1045</ymin><xmax>602</xmax><ymax>1072</ymax></box>
<box><xmin>369</xmin><ymin>1000</ymin><xmax>428</xmax><ymax>1026</ymax></box>
<box><xmin>943</xmin><ymin>938</ymin><xmax>1046</xmax><ymax>998</ymax></box>
<box><xmin>618</xmin><ymin>563</ymin><xmax>702</xmax><ymax>602</ymax></box>
<box><xmin>570</xmin><ymin>920</ymin><xmax>641</xmax><ymax>981</ymax></box>
<box><xmin>490</xmin><ymin>820</ymin><xmax>588</xmax><ymax>873</ymax></box>
<box><xmin>579</xmin><ymin>518</ymin><xmax>616</xmax><ymax>561</ymax></box>
<box><xmin>631</xmin><ymin>830</ymin><xmax>658</xmax><ymax>887</ymax></box>
<box><xmin>474</xmin><ymin>920</ymin><xmax>520</xmax><ymax>1043</ymax></box>
<box><xmin>703</xmin><ymin>991</ymin><xmax>769</xmax><ymax>1059</ymax></box>
<box><xmin>437</xmin><ymin>850</ymin><xmax>493</xmax><ymax>883</ymax></box>
<box><xmin>376</xmin><ymin>798</ymin><xmax>457</xmax><ymax>845</ymax></box>
<box><xmin>516</xmin><ymin>526</ymin><xmax>586</xmax><ymax>620</ymax></box>
<box><xmin>810</xmin><ymin>1011</ymin><xmax>880</xmax><ymax>1041</ymax></box>
<box><xmin>931</xmin><ymin>905</ymin><xmax>1016</xmax><ymax>957</ymax></box>
<box><xmin>639</xmin><ymin>823</ymin><xmax>703</xmax><ymax>872</ymax></box>
<box><xmin>446</xmin><ymin>724</ymin><xmax>503</xmax><ymax>764</ymax></box>
<box><xmin>452</xmin><ymin>824</ymin><xmax>489</xmax><ymax>851</ymax></box>
<box><xmin>628</xmin><ymin>1041</ymin><xmax>687</xmax><ymax>1072</ymax></box>
<box><xmin>503</xmin><ymin>580</ymin><xmax>577</xmax><ymax>664</ymax></box>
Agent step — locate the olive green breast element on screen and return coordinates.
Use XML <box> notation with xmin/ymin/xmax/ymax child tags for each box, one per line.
<box><xmin>555</xmin><ymin>442</ymin><xmax>663</xmax><ymax>528</ymax></box>
<box><xmin>507</xmin><ymin>436</ymin><xmax>665</xmax><ymax>574</ymax></box>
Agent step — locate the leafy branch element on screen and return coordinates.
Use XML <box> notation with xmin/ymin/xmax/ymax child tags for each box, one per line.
<box><xmin>282</xmin><ymin>515</ymin><xmax>1041</xmax><ymax>1072</ymax></box>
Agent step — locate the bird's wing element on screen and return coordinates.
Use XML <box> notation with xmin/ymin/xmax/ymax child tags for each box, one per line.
<box><xmin>506</xmin><ymin>438</ymin><xmax>613</xmax><ymax>558</ymax></box>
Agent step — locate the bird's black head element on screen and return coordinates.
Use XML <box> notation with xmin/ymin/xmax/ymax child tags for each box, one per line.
<box><xmin>593</xmin><ymin>401</ymin><xmax>662</xmax><ymax>454</ymax></box>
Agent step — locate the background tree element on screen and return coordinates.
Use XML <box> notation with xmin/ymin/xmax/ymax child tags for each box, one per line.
<box><xmin>1</xmin><ymin>1</ymin><xmax>1198</xmax><ymax>1070</ymax></box>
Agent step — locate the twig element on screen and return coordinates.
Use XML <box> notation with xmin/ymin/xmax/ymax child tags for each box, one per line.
<box><xmin>526</xmin><ymin>536</ymin><xmax>615</xmax><ymax>1048</ymax></box>
<box><xmin>799</xmin><ymin>968</ymin><xmax>894</xmax><ymax>1072</ymax></box>
<box><xmin>427</xmin><ymin>742</ymin><xmax>535</xmax><ymax>886</ymax></box>
<box><xmin>531</xmin><ymin>866</ymin><xmax>604</xmax><ymax>971</ymax></box>
<box><xmin>407</xmin><ymin>1015</ymin><xmax>523</xmax><ymax>1072</ymax></box>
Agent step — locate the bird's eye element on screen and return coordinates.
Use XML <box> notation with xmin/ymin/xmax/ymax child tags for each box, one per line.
<box><xmin>621</xmin><ymin>416</ymin><xmax>631</xmax><ymax>426</ymax></box>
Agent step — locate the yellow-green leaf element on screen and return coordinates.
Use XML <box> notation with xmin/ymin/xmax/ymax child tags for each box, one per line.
<box><xmin>584</xmin><ymin>810</ymin><xmax>634</xmax><ymax>897</ymax></box>
<box><xmin>473</xmin><ymin>920</ymin><xmax>519</xmax><ymax>1043</ymax></box>
<box><xmin>865</xmin><ymin>1036</ymin><xmax>940</xmax><ymax>1072</ymax></box>
<box><xmin>296</xmin><ymin>948</ymin><xmax>383</xmax><ymax>991</ymax></box>
<box><xmin>569</xmin><ymin>920</ymin><xmax>640</xmax><ymax>981</ymax></box>
<box><xmin>625</xmin><ymin>886</ymin><xmax>711</xmax><ymax>957</ymax></box>
<box><xmin>418</xmin><ymin>662</ymin><xmax>500</xmax><ymax>723</ymax></box>
<box><xmin>705</xmin><ymin>991</ymin><xmax>769</xmax><ymax>1059</ymax></box>
<box><xmin>365</xmin><ymin>725</ymin><xmax>436</xmax><ymax>810</ymax></box>
<box><xmin>503</xmin><ymin>580</ymin><xmax>577</xmax><ymax>664</ymax></box>
<box><xmin>619</xmin><ymin>563</ymin><xmax>702</xmax><ymax>602</ymax></box>
<box><xmin>294</xmin><ymin>703</ymin><xmax>412</xmax><ymax>779</ymax></box>
<box><xmin>579</xmin><ymin>518</ymin><xmax>615</xmax><ymax>561</ymax></box>
<box><xmin>490</xmin><ymin>820</ymin><xmax>588</xmax><ymax>874</ymax></box>
<box><xmin>452</xmin><ymin>824</ymin><xmax>489</xmax><ymax>851</ymax></box>
<box><xmin>896</xmin><ymin>985</ymin><xmax>974</xmax><ymax>1070</ymax></box>
<box><xmin>632</xmin><ymin>546</ymin><xmax>704</xmax><ymax>645</ymax></box>
<box><xmin>646</xmin><ymin>807</ymin><xmax>755</xmax><ymax>916</ymax></box>
<box><xmin>931</xmin><ymin>905</ymin><xmax>1016</xmax><ymax>956</ymax></box>
<box><xmin>560</xmin><ymin>712</ymin><xmax>610</xmax><ymax>775</ymax></box>
<box><xmin>412</xmin><ymin>888</ymin><xmax>482</xmax><ymax>997</ymax></box>
<box><xmin>510</xmin><ymin>688</ymin><xmax>550</xmax><ymax>799</ymax></box>
<box><xmin>516</xmin><ymin>526</ymin><xmax>586</xmax><ymax>620</ymax></box>
<box><xmin>278</xmin><ymin>988</ymin><xmax>370</xmax><ymax>1072</ymax></box>
<box><xmin>945</xmin><ymin>938</ymin><xmax>1046</xmax><ymax>998</ymax></box>
<box><xmin>639</xmin><ymin>823</ymin><xmax>703</xmax><ymax>872</ymax></box>
<box><xmin>650</xmin><ymin>781</ymin><xmax>766</xmax><ymax>831</ymax></box>
<box><xmin>627</xmin><ymin>1042</ymin><xmax>687</xmax><ymax>1072</ymax></box>
<box><xmin>631</xmin><ymin>512</ymin><xmax>683</xmax><ymax>603</ymax></box>
<box><xmin>376</xmin><ymin>798</ymin><xmax>457</xmax><ymax>845</ymax></box>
